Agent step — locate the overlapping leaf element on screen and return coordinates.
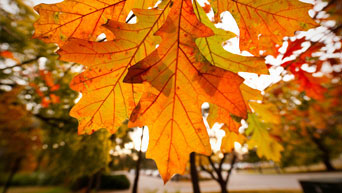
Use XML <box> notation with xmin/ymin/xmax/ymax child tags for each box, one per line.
<box><xmin>249</xmin><ymin>102</ymin><xmax>280</xmax><ymax>124</ymax></box>
<box><xmin>246</xmin><ymin>113</ymin><xmax>283</xmax><ymax>162</ymax></box>
<box><xmin>209</xmin><ymin>0</ymin><xmax>317</xmax><ymax>56</ymax></box>
<box><xmin>57</xmin><ymin>5</ymin><xmax>171</xmax><ymax>134</ymax></box>
<box><xmin>124</xmin><ymin>0</ymin><xmax>247</xmax><ymax>182</ymax></box>
<box><xmin>33</xmin><ymin>0</ymin><xmax>159</xmax><ymax>45</ymax></box>
<box><xmin>193</xmin><ymin>1</ymin><xmax>268</xmax><ymax>74</ymax></box>
<box><xmin>220</xmin><ymin>125</ymin><xmax>246</xmax><ymax>153</ymax></box>
<box><xmin>32</xmin><ymin>0</ymin><xmax>320</xmax><ymax>183</ymax></box>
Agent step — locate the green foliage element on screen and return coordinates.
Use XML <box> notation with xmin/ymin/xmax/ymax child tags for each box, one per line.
<box><xmin>71</xmin><ymin>174</ymin><xmax>130</xmax><ymax>190</ymax></box>
<box><xmin>99</xmin><ymin>174</ymin><xmax>130</xmax><ymax>190</ymax></box>
<box><xmin>0</xmin><ymin>172</ymin><xmax>63</xmax><ymax>187</ymax></box>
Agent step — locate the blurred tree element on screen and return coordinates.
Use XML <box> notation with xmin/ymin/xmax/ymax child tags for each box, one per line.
<box><xmin>0</xmin><ymin>1</ymin><xmax>133</xmax><ymax>192</ymax></box>
<box><xmin>0</xmin><ymin>88</ymin><xmax>41</xmax><ymax>193</ymax></box>
<box><xmin>265</xmin><ymin>81</ymin><xmax>342</xmax><ymax>171</ymax></box>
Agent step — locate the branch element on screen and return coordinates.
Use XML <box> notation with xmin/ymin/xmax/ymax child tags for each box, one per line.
<box><xmin>225</xmin><ymin>152</ymin><xmax>237</xmax><ymax>184</ymax></box>
<box><xmin>199</xmin><ymin>156</ymin><xmax>218</xmax><ymax>181</ymax></box>
<box><xmin>208</xmin><ymin>155</ymin><xmax>225</xmax><ymax>182</ymax></box>
<box><xmin>207</xmin><ymin>155</ymin><xmax>218</xmax><ymax>173</ymax></box>
<box><xmin>218</xmin><ymin>153</ymin><xmax>227</xmax><ymax>172</ymax></box>
<box><xmin>1</xmin><ymin>57</ymin><xmax>40</xmax><ymax>71</ymax></box>
<box><xmin>34</xmin><ymin>114</ymin><xmax>72</xmax><ymax>128</ymax></box>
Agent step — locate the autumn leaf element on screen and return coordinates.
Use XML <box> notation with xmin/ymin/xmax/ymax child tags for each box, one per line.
<box><xmin>281</xmin><ymin>37</ymin><xmax>306</xmax><ymax>59</ymax></box>
<box><xmin>246</xmin><ymin>113</ymin><xmax>283</xmax><ymax>162</ymax></box>
<box><xmin>240</xmin><ymin>84</ymin><xmax>263</xmax><ymax>111</ymax></box>
<box><xmin>57</xmin><ymin>5</ymin><xmax>171</xmax><ymax>134</ymax></box>
<box><xmin>124</xmin><ymin>0</ymin><xmax>247</xmax><ymax>182</ymax></box>
<box><xmin>206</xmin><ymin>83</ymin><xmax>262</xmax><ymax>132</ymax></box>
<box><xmin>280</xmin><ymin>39</ymin><xmax>329</xmax><ymax>100</ymax></box>
<box><xmin>282</xmin><ymin>61</ymin><xmax>328</xmax><ymax>100</ymax></box>
<box><xmin>294</xmin><ymin>69</ymin><xmax>328</xmax><ymax>100</ymax></box>
<box><xmin>202</xmin><ymin>2</ymin><xmax>212</xmax><ymax>14</ymax></box>
<box><xmin>33</xmin><ymin>0</ymin><xmax>159</xmax><ymax>46</ymax></box>
<box><xmin>249</xmin><ymin>102</ymin><xmax>280</xmax><ymax>124</ymax></box>
<box><xmin>220</xmin><ymin>125</ymin><xmax>246</xmax><ymax>153</ymax></box>
<box><xmin>209</xmin><ymin>0</ymin><xmax>317</xmax><ymax>56</ymax></box>
<box><xmin>31</xmin><ymin>0</ymin><xmax>325</xmax><ymax>183</ymax></box>
<box><xmin>207</xmin><ymin>103</ymin><xmax>241</xmax><ymax>133</ymax></box>
<box><xmin>193</xmin><ymin>1</ymin><xmax>268</xmax><ymax>74</ymax></box>
<box><xmin>33</xmin><ymin>0</ymin><xmax>124</xmax><ymax>45</ymax></box>
<box><xmin>0</xmin><ymin>50</ymin><xmax>20</xmax><ymax>63</ymax></box>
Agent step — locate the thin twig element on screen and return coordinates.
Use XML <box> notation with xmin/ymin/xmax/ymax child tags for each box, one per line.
<box><xmin>1</xmin><ymin>57</ymin><xmax>40</xmax><ymax>71</ymax></box>
<box><xmin>199</xmin><ymin>157</ymin><xmax>218</xmax><ymax>181</ymax></box>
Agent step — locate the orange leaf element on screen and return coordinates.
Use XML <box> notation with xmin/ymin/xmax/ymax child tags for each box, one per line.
<box><xmin>220</xmin><ymin>125</ymin><xmax>246</xmax><ymax>153</ymax></box>
<box><xmin>0</xmin><ymin>51</ymin><xmax>20</xmax><ymax>63</ymax></box>
<box><xmin>50</xmin><ymin>94</ymin><xmax>60</xmax><ymax>104</ymax></box>
<box><xmin>209</xmin><ymin>0</ymin><xmax>317</xmax><ymax>56</ymax></box>
<box><xmin>57</xmin><ymin>6</ymin><xmax>171</xmax><ymax>134</ymax></box>
<box><xmin>202</xmin><ymin>2</ymin><xmax>211</xmax><ymax>14</ymax></box>
<box><xmin>124</xmin><ymin>0</ymin><xmax>247</xmax><ymax>182</ymax></box>
<box><xmin>282</xmin><ymin>37</ymin><xmax>306</xmax><ymax>59</ymax></box>
<box><xmin>33</xmin><ymin>0</ymin><xmax>127</xmax><ymax>45</ymax></box>
<box><xmin>41</xmin><ymin>97</ymin><xmax>51</xmax><ymax>108</ymax></box>
<box><xmin>294</xmin><ymin>69</ymin><xmax>328</xmax><ymax>100</ymax></box>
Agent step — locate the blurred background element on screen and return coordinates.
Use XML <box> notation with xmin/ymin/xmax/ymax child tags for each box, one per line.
<box><xmin>0</xmin><ymin>0</ymin><xmax>341</xmax><ymax>193</ymax></box>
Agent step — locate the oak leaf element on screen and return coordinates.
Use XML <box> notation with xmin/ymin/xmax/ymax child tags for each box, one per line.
<box><xmin>33</xmin><ymin>0</ymin><xmax>159</xmax><ymax>45</ymax></box>
<box><xmin>206</xmin><ymin>84</ymin><xmax>261</xmax><ymax>134</ymax></box>
<box><xmin>249</xmin><ymin>102</ymin><xmax>280</xmax><ymax>124</ymax></box>
<box><xmin>193</xmin><ymin>1</ymin><xmax>268</xmax><ymax>74</ymax></box>
<box><xmin>58</xmin><ymin>6</ymin><xmax>170</xmax><ymax>134</ymax></box>
<box><xmin>246</xmin><ymin>113</ymin><xmax>283</xmax><ymax>162</ymax></box>
<box><xmin>220</xmin><ymin>125</ymin><xmax>246</xmax><ymax>153</ymax></box>
<box><xmin>209</xmin><ymin>0</ymin><xmax>317</xmax><ymax>56</ymax></box>
<box><xmin>32</xmin><ymin>0</ymin><xmax>320</xmax><ymax>183</ymax></box>
<box><xmin>124</xmin><ymin>0</ymin><xmax>247</xmax><ymax>182</ymax></box>
<box><xmin>282</xmin><ymin>37</ymin><xmax>306</xmax><ymax>59</ymax></box>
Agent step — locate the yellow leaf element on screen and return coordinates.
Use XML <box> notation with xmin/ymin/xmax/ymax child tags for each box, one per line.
<box><xmin>246</xmin><ymin>113</ymin><xmax>283</xmax><ymax>162</ymax></box>
<box><xmin>221</xmin><ymin>125</ymin><xmax>246</xmax><ymax>153</ymax></box>
<box><xmin>249</xmin><ymin>102</ymin><xmax>280</xmax><ymax>124</ymax></box>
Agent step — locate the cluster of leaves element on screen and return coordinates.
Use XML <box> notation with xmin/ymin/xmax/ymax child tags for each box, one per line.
<box><xmin>33</xmin><ymin>0</ymin><xmax>319</xmax><ymax>182</ymax></box>
<box><xmin>264</xmin><ymin>79</ymin><xmax>342</xmax><ymax>170</ymax></box>
<box><xmin>0</xmin><ymin>88</ymin><xmax>41</xmax><ymax>172</ymax></box>
<box><xmin>260</xmin><ymin>0</ymin><xmax>342</xmax><ymax>169</ymax></box>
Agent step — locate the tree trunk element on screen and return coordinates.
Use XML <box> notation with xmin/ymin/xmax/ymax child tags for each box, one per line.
<box><xmin>322</xmin><ymin>157</ymin><xmax>335</xmax><ymax>171</ymax></box>
<box><xmin>225</xmin><ymin>152</ymin><xmax>237</xmax><ymax>190</ymax></box>
<box><xmin>2</xmin><ymin>157</ymin><xmax>22</xmax><ymax>193</ymax></box>
<box><xmin>94</xmin><ymin>169</ymin><xmax>103</xmax><ymax>193</ymax></box>
<box><xmin>34</xmin><ymin>151</ymin><xmax>44</xmax><ymax>172</ymax></box>
<box><xmin>132</xmin><ymin>152</ymin><xmax>142</xmax><ymax>193</ymax></box>
<box><xmin>85</xmin><ymin>175</ymin><xmax>94</xmax><ymax>193</ymax></box>
<box><xmin>132</xmin><ymin>127</ymin><xmax>145</xmax><ymax>193</ymax></box>
<box><xmin>308</xmin><ymin>130</ymin><xmax>336</xmax><ymax>171</ymax></box>
<box><xmin>190</xmin><ymin>152</ymin><xmax>201</xmax><ymax>193</ymax></box>
<box><xmin>219</xmin><ymin>182</ymin><xmax>228</xmax><ymax>193</ymax></box>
